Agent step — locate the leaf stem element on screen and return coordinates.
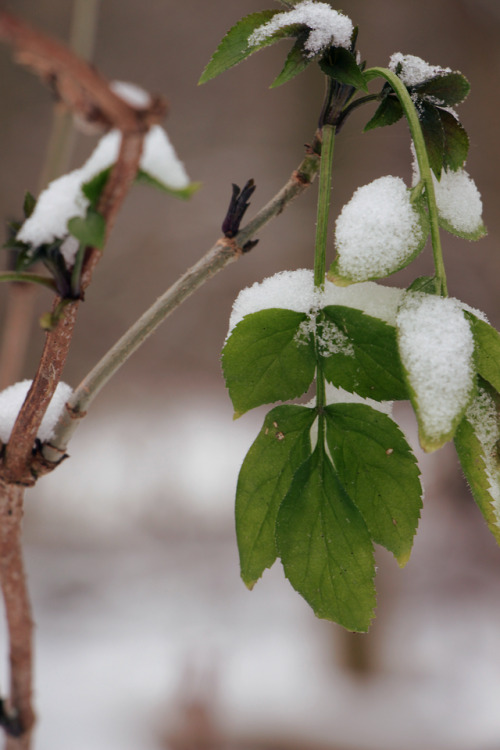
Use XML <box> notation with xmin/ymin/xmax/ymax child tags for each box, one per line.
<box><xmin>314</xmin><ymin>123</ymin><xmax>336</xmax><ymax>288</ymax></box>
<box><xmin>364</xmin><ymin>67</ymin><xmax>447</xmax><ymax>296</ymax></box>
<box><xmin>0</xmin><ymin>273</ymin><xmax>56</xmax><ymax>291</ymax></box>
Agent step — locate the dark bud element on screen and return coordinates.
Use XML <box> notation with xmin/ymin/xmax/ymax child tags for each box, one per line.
<box><xmin>0</xmin><ymin>699</ymin><xmax>23</xmax><ymax>738</ymax></box>
<box><xmin>222</xmin><ymin>179</ymin><xmax>256</xmax><ymax>238</ymax></box>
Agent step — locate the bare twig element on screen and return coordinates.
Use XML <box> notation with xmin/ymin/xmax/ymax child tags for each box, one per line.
<box><xmin>43</xmin><ymin>141</ymin><xmax>322</xmax><ymax>462</ymax></box>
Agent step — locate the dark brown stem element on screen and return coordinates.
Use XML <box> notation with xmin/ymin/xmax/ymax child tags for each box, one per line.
<box><xmin>0</xmin><ymin>481</ymin><xmax>34</xmax><ymax>748</ymax></box>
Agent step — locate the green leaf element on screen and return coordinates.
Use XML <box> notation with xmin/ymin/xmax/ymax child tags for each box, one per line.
<box><xmin>412</xmin><ymin>72</ymin><xmax>470</xmax><ymax>108</ymax></box>
<box><xmin>199</xmin><ymin>11</ymin><xmax>282</xmax><ymax>84</ymax></box>
<box><xmin>325</xmin><ymin>404</ymin><xmax>422</xmax><ymax>566</ymax></box>
<box><xmin>418</xmin><ymin>101</ymin><xmax>445</xmax><ymax>178</ymax></box>
<box><xmin>440</xmin><ymin>109</ymin><xmax>469</xmax><ymax>173</ymax></box>
<box><xmin>135</xmin><ymin>170</ymin><xmax>201</xmax><ymax>199</ymax></box>
<box><xmin>270</xmin><ymin>36</ymin><xmax>312</xmax><ymax>88</ymax></box>
<box><xmin>363</xmin><ymin>95</ymin><xmax>403</xmax><ymax>132</ymax></box>
<box><xmin>319</xmin><ymin>306</ymin><xmax>408</xmax><ymax>401</ymax></box>
<box><xmin>222</xmin><ymin>309</ymin><xmax>316</xmax><ymax>416</ymax></box>
<box><xmin>23</xmin><ymin>191</ymin><xmax>36</xmax><ymax>219</ymax></box>
<box><xmin>276</xmin><ymin>449</ymin><xmax>376</xmax><ymax>631</ymax></box>
<box><xmin>319</xmin><ymin>47</ymin><xmax>368</xmax><ymax>92</ymax></box>
<box><xmin>455</xmin><ymin>385</ymin><xmax>500</xmax><ymax>546</ymax></box>
<box><xmin>236</xmin><ymin>405</ymin><xmax>316</xmax><ymax>587</ymax></box>
<box><xmin>81</xmin><ymin>169</ymin><xmax>110</xmax><ymax>206</ymax></box>
<box><xmin>406</xmin><ymin>275</ymin><xmax>441</xmax><ymax>295</ymax></box>
<box><xmin>465</xmin><ymin>313</ymin><xmax>500</xmax><ymax>393</ymax></box>
<box><xmin>67</xmin><ymin>207</ymin><xmax>106</xmax><ymax>250</ymax></box>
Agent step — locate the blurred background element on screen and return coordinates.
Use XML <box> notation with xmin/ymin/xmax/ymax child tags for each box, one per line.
<box><xmin>1</xmin><ymin>1</ymin><xmax>500</xmax><ymax>748</ymax></box>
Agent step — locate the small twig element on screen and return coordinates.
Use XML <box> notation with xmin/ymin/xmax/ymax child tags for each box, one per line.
<box><xmin>43</xmin><ymin>142</ymin><xmax>322</xmax><ymax>463</ymax></box>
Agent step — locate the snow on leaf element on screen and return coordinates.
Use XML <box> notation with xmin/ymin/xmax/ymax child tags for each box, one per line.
<box><xmin>330</xmin><ymin>176</ymin><xmax>429</xmax><ymax>283</ymax></box>
<box><xmin>248</xmin><ymin>1</ymin><xmax>354</xmax><ymax>57</ymax></box>
<box><xmin>455</xmin><ymin>385</ymin><xmax>500</xmax><ymax>545</ymax></box>
<box><xmin>396</xmin><ymin>292</ymin><xmax>476</xmax><ymax>451</ymax></box>
<box><xmin>388</xmin><ymin>52</ymin><xmax>451</xmax><ymax>87</ymax></box>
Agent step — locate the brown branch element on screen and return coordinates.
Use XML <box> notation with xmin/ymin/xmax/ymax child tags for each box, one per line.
<box><xmin>0</xmin><ymin>481</ymin><xmax>34</xmax><ymax>747</ymax></box>
<box><xmin>0</xmin><ymin>10</ymin><xmax>163</xmax><ymax>485</ymax></box>
<box><xmin>0</xmin><ymin>12</ymin><xmax>163</xmax><ymax>743</ymax></box>
<box><xmin>0</xmin><ymin>10</ymin><xmax>165</xmax><ymax>134</ymax></box>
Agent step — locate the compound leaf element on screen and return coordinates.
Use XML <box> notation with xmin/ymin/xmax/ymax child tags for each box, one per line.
<box><xmin>319</xmin><ymin>306</ymin><xmax>408</xmax><ymax>401</ymax></box>
<box><xmin>222</xmin><ymin>309</ymin><xmax>316</xmax><ymax>416</ymax></box>
<box><xmin>276</xmin><ymin>449</ymin><xmax>376</xmax><ymax>631</ymax></box>
<box><xmin>236</xmin><ymin>405</ymin><xmax>316</xmax><ymax>587</ymax></box>
<box><xmin>325</xmin><ymin>404</ymin><xmax>422</xmax><ymax>566</ymax></box>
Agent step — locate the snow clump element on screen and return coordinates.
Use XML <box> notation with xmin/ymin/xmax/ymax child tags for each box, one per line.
<box><xmin>332</xmin><ymin>176</ymin><xmax>427</xmax><ymax>283</ymax></box>
<box><xmin>396</xmin><ymin>292</ymin><xmax>475</xmax><ymax>449</ymax></box>
<box><xmin>0</xmin><ymin>380</ymin><xmax>73</xmax><ymax>444</ymax></box>
<box><xmin>17</xmin><ymin>81</ymin><xmax>191</xmax><ymax>262</ymax></box>
<box><xmin>433</xmin><ymin>168</ymin><xmax>484</xmax><ymax>235</ymax></box>
<box><xmin>389</xmin><ymin>52</ymin><xmax>451</xmax><ymax>86</ymax></box>
<box><xmin>227</xmin><ymin>269</ymin><xmax>405</xmax><ymax>335</ymax></box>
<box><xmin>248</xmin><ymin>1</ymin><xmax>353</xmax><ymax>56</ymax></box>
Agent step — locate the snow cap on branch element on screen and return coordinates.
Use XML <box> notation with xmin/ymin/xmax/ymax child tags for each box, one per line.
<box><xmin>0</xmin><ymin>380</ymin><xmax>72</xmax><ymax>444</ymax></box>
<box><xmin>17</xmin><ymin>81</ymin><xmax>191</xmax><ymax>254</ymax></box>
<box><xmin>248</xmin><ymin>1</ymin><xmax>353</xmax><ymax>56</ymax></box>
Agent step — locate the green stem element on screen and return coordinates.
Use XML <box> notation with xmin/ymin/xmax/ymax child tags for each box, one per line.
<box><xmin>364</xmin><ymin>67</ymin><xmax>447</xmax><ymax>296</ymax></box>
<box><xmin>314</xmin><ymin>123</ymin><xmax>336</xmax><ymax>288</ymax></box>
<box><xmin>0</xmin><ymin>273</ymin><xmax>56</xmax><ymax>291</ymax></box>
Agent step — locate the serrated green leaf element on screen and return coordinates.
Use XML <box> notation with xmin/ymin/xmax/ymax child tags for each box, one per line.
<box><xmin>135</xmin><ymin>170</ymin><xmax>201</xmax><ymax>199</ymax></box>
<box><xmin>236</xmin><ymin>405</ymin><xmax>316</xmax><ymax>587</ymax></box>
<box><xmin>438</xmin><ymin>213</ymin><xmax>487</xmax><ymax>242</ymax></box>
<box><xmin>455</xmin><ymin>385</ymin><xmax>500</xmax><ymax>546</ymax></box>
<box><xmin>276</xmin><ymin>449</ymin><xmax>376</xmax><ymax>631</ymax></box>
<box><xmin>418</xmin><ymin>101</ymin><xmax>445</xmax><ymax>178</ymax></box>
<box><xmin>363</xmin><ymin>95</ymin><xmax>403</xmax><ymax>132</ymax></box>
<box><xmin>199</xmin><ymin>11</ymin><xmax>283</xmax><ymax>84</ymax></box>
<box><xmin>67</xmin><ymin>207</ymin><xmax>106</xmax><ymax>250</ymax></box>
<box><xmin>325</xmin><ymin>404</ymin><xmax>422</xmax><ymax>565</ymax></box>
<box><xmin>270</xmin><ymin>36</ymin><xmax>312</xmax><ymax>88</ymax></box>
<box><xmin>319</xmin><ymin>306</ymin><xmax>408</xmax><ymax>401</ymax></box>
<box><xmin>319</xmin><ymin>47</ymin><xmax>368</xmax><ymax>92</ymax></box>
<box><xmin>439</xmin><ymin>109</ymin><xmax>469</xmax><ymax>172</ymax></box>
<box><xmin>465</xmin><ymin>313</ymin><xmax>500</xmax><ymax>393</ymax></box>
<box><xmin>412</xmin><ymin>72</ymin><xmax>470</xmax><ymax>108</ymax></box>
<box><xmin>222</xmin><ymin>309</ymin><xmax>316</xmax><ymax>416</ymax></box>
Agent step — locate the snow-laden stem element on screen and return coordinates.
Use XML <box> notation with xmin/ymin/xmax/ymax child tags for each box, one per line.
<box><xmin>314</xmin><ymin>123</ymin><xmax>335</xmax><ymax>288</ymax></box>
<box><xmin>43</xmin><ymin>146</ymin><xmax>321</xmax><ymax>461</ymax></box>
<box><xmin>0</xmin><ymin>481</ymin><xmax>34</xmax><ymax>749</ymax></box>
<box><xmin>365</xmin><ymin>67</ymin><xmax>448</xmax><ymax>296</ymax></box>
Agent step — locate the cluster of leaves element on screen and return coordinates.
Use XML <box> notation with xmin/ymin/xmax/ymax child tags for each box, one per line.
<box><xmin>3</xmin><ymin>176</ymin><xmax>106</xmax><ymax>302</ymax></box>
<box><xmin>365</xmin><ymin>66</ymin><xmax>470</xmax><ymax>177</ymax></box>
<box><xmin>222</xmin><ymin>303</ymin><xmax>421</xmax><ymax>631</ymax></box>
<box><xmin>204</xmin><ymin>2</ymin><xmax>500</xmax><ymax>631</ymax></box>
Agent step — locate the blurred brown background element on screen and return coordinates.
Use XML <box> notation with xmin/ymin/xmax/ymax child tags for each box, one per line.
<box><xmin>1</xmin><ymin>0</ymin><xmax>499</xmax><ymax>399</ymax></box>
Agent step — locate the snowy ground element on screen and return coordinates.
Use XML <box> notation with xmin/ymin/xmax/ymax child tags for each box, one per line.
<box><xmin>6</xmin><ymin>394</ymin><xmax>500</xmax><ymax>750</ymax></box>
